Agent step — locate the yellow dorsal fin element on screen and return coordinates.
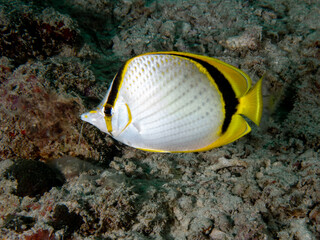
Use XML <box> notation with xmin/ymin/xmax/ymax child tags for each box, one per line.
<box><xmin>199</xmin><ymin>57</ymin><xmax>252</xmax><ymax>98</ymax></box>
<box><xmin>237</xmin><ymin>75</ymin><xmax>264</xmax><ymax>126</ymax></box>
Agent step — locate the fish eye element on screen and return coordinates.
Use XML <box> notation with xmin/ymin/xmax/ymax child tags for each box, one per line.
<box><xmin>104</xmin><ymin>106</ymin><xmax>113</xmax><ymax>117</ymax></box>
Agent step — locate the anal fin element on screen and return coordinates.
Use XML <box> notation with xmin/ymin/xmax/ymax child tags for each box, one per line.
<box><xmin>197</xmin><ymin>114</ymin><xmax>251</xmax><ymax>151</ymax></box>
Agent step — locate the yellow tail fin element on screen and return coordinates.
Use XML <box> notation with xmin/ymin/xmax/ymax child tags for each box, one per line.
<box><xmin>237</xmin><ymin>75</ymin><xmax>264</xmax><ymax>126</ymax></box>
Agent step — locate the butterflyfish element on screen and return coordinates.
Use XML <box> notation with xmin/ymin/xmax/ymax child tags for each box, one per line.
<box><xmin>81</xmin><ymin>51</ymin><xmax>263</xmax><ymax>153</ymax></box>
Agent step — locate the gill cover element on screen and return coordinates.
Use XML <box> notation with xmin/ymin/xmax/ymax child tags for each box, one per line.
<box><xmin>108</xmin><ymin>96</ymin><xmax>132</xmax><ymax>137</ymax></box>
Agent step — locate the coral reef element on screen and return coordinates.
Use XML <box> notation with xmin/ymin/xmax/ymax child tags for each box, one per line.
<box><xmin>0</xmin><ymin>57</ymin><xmax>102</xmax><ymax>160</ymax></box>
<box><xmin>0</xmin><ymin>0</ymin><xmax>319</xmax><ymax>239</ymax></box>
<box><xmin>50</xmin><ymin>204</ymin><xmax>84</xmax><ymax>238</ymax></box>
<box><xmin>0</xmin><ymin>2</ymin><xmax>81</xmax><ymax>66</ymax></box>
<box><xmin>5</xmin><ymin>159</ymin><xmax>65</xmax><ymax>197</ymax></box>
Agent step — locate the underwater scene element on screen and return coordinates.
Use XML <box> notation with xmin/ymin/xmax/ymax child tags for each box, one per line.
<box><xmin>0</xmin><ymin>0</ymin><xmax>319</xmax><ymax>239</ymax></box>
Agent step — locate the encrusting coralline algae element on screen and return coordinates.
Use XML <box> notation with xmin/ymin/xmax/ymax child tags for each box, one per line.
<box><xmin>0</xmin><ymin>0</ymin><xmax>319</xmax><ymax>239</ymax></box>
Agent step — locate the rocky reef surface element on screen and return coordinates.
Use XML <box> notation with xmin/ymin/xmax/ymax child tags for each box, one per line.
<box><xmin>0</xmin><ymin>0</ymin><xmax>319</xmax><ymax>239</ymax></box>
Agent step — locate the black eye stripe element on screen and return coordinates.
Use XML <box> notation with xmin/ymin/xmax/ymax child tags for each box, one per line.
<box><xmin>104</xmin><ymin>106</ymin><xmax>113</xmax><ymax>117</ymax></box>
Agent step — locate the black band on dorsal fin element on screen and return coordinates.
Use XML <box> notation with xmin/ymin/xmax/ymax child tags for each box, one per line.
<box><xmin>166</xmin><ymin>53</ymin><xmax>239</xmax><ymax>134</ymax></box>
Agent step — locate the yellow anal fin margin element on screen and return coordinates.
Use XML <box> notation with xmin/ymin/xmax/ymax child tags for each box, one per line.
<box><xmin>136</xmin><ymin>115</ymin><xmax>250</xmax><ymax>153</ymax></box>
<box><xmin>137</xmin><ymin>147</ymin><xmax>170</xmax><ymax>153</ymax></box>
<box><xmin>237</xmin><ymin>75</ymin><xmax>264</xmax><ymax>126</ymax></box>
<box><xmin>196</xmin><ymin>115</ymin><xmax>251</xmax><ymax>151</ymax></box>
